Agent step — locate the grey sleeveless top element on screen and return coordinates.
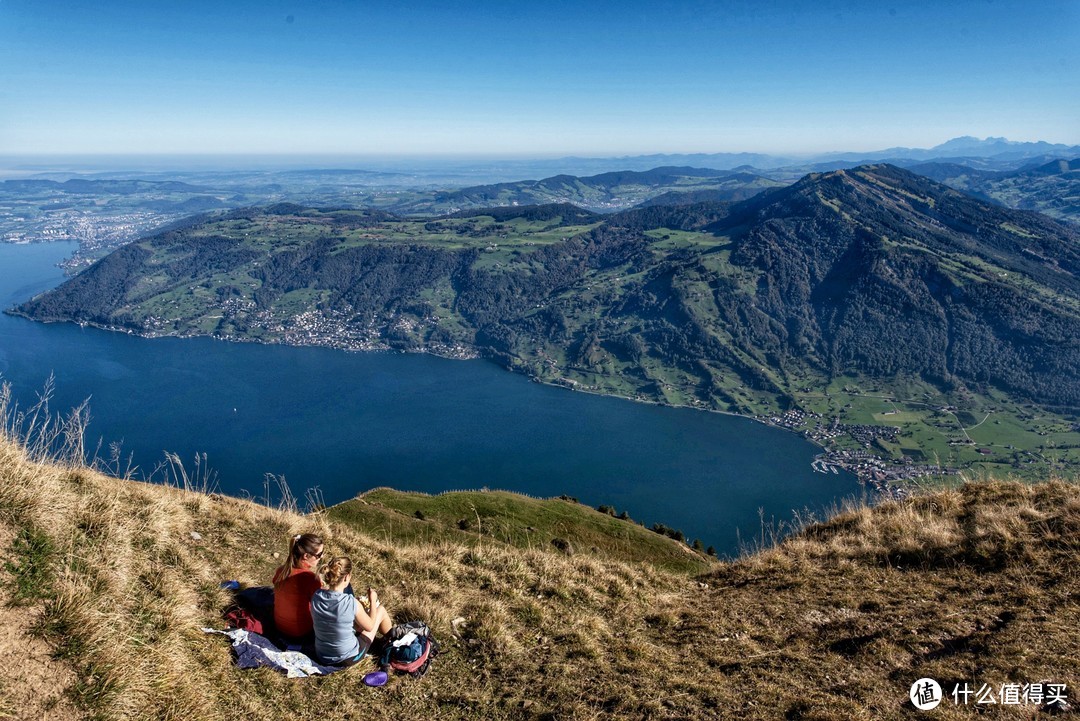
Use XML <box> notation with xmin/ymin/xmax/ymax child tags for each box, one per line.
<box><xmin>311</xmin><ymin>589</ymin><xmax>361</xmax><ymax>664</ymax></box>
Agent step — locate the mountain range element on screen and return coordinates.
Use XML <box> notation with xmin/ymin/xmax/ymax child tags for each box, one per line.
<box><xmin>6</xmin><ymin>136</ymin><xmax>1076</xmax><ymax>184</ymax></box>
<box><xmin>434</xmin><ymin>136</ymin><xmax>1080</xmax><ymax>178</ymax></box>
<box><xmin>906</xmin><ymin>157</ymin><xmax>1080</xmax><ymax>225</ymax></box>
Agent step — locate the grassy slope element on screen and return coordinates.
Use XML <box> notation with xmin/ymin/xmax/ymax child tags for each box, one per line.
<box><xmin>328</xmin><ymin>489</ymin><xmax>713</xmax><ymax>574</ymax></box>
<box><xmin>2</xmin><ymin>430</ymin><xmax>1078</xmax><ymax>720</ymax></box>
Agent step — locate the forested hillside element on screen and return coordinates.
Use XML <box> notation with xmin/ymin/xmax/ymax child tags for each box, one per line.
<box><xmin>16</xmin><ymin>165</ymin><xmax>1080</xmax><ymax>480</ymax></box>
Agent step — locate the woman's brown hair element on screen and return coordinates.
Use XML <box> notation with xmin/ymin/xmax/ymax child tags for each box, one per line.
<box><xmin>272</xmin><ymin>532</ymin><xmax>323</xmax><ymax>586</ymax></box>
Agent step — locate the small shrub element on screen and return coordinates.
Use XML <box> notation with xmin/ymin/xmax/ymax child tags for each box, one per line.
<box><xmin>513</xmin><ymin>601</ymin><xmax>544</xmax><ymax>627</ymax></box>
<box><xmin>550</xmin><ymin>538</ymin><xmax>573</xmax><ymax>555</ymax></box>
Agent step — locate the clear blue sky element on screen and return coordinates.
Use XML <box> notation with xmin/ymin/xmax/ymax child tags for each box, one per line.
<box><xmin>1</xmin><ymin>0</ymin><xmax>1076</xmax><ymax>156</ymax></box>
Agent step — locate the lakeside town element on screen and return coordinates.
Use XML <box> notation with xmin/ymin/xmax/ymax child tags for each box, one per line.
<box><xmin>0</xmin><ymin>202</ymin><xmax>187</xmax><ymax>271</ymax></box>
<box><xmin>764</xmin><ymin>408</ymin><xmax>956</xmax><ymax>499</ymax></box>
<box><xmin>133</xmin><ymin>295</ymin><xmax>482</xmax><ymax>362</ymax></box>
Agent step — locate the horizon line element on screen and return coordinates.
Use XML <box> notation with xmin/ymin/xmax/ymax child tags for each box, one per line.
<box><xmin>2</xmin><ymin>136</ymin><xmax>1078</xmax><ymax>162</ymax></box>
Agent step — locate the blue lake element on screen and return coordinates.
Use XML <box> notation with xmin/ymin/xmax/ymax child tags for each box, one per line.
<box><xmin>0</xmin><ymin>241</ymin><xmax>859</xmax><ymax>555</ymax></box>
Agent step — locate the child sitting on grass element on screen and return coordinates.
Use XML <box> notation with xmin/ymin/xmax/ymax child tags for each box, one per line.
<box><xmin>311</xmin><ymin>556</ymin><xmax>394</xmax><ymax>666</ymax></box>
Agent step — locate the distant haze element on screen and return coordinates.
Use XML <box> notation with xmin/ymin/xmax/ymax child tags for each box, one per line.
<box><xmin>1</xmin><ymin>1</ymin><xmax>1077</xmax><ymax>155</ymax></box>
<box><xmin>2</xmin><ymin>135</ymin><xmax>1078</xmax><ymax>181</ymax></box>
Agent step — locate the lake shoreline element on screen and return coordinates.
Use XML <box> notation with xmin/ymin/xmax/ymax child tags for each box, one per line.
<box><xmin>7</xmin><ymin>308</ymin><xmax>887</xmax><ymax>496</ymax></box>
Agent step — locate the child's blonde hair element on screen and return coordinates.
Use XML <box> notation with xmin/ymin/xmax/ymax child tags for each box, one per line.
<box><xmin>323</xmin><ymin>556</ymin><xmax>352</xmax><ymax>587</ymax></box>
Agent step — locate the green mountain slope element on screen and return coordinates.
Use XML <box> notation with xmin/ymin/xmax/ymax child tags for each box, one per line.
<box><xmin>713</xmin><ymin>164</ymin><xmax>1080</xmax><ymax>399</ymax></box>
<box><xmin>909</xmin><ymin>157</ymin><xmax>1080</xmax><ymax>225</ymax></box>
<box><xmin>328</xmin><ymin>488</ymin><xmax>714</xmax><ymax>574</ymax></box>
<box><xmin>15</xmin><ymin>166</ymin><xmax>1080</xmax><ymax>483</ymax></box>
<box><xmin>388</xmin><ymin>166</ymin><xmax>784</xmax><ymax>214</ymax></box>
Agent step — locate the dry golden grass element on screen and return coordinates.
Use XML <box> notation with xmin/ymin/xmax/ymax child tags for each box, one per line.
<box><xmin>1</xmin><ymin>424</ymin><xmax>1077</xmax><ymax>720</ymax></box>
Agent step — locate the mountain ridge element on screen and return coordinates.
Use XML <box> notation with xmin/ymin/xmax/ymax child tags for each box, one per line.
<box><xmin>703</xmin><ymin>166</ymin><xmax>1080</xmax><ymax>403</ymax></box>
<box><xmin>389</xmin><ymin>166</ymin><xmax>785</xmax><ymax>214</ymax></box>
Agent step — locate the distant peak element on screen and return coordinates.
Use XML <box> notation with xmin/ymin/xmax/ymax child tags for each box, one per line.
<box><xmin>931</xmin><ymin>136</ymin><xmax>1015</xmax><ymax>151</ymax></box>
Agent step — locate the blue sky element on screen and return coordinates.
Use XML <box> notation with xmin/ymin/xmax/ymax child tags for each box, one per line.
<box><xmin>0</xmin><ymin>0</ymin><xmax>1076</xmax><ymax>156</ymax></box>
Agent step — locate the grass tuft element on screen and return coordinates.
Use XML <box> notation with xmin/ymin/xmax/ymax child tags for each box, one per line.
<box><xmin>3</xmin><ymin>526</ymin><xmax>55</xmax><ymax>606</ymax></box>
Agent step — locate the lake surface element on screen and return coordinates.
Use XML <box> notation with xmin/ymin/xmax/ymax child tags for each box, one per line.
<box><xmin>0</xmin><ymin>241</ymin><xmax>859</xmax><ymax>554</ymax></box>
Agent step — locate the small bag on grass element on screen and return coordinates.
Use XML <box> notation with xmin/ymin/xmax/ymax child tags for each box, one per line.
<box><xmin>223</xmin><ymin>606</ymin><xmax>264</xmax><ymax>635</ymax></box>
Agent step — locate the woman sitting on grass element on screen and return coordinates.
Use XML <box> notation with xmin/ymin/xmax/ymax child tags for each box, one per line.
<box><xmin>272</xmin><ymin>533</ymin><xmax>324</xmax><ymax>644</ymax></box>
<box><xmin>312</xmin><ymin>556</ymin><xmax>394</xmax><ymax>666</ymax></box>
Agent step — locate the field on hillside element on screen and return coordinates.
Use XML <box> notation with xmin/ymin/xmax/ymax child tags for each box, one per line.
<box><xmin>185</xmin><ymin>211</ymin><xmax>603</xmax><ymax>253</ymax></box>
<box><xmin>790</xmin><ymin>377</ymin><xmax>1080</xmax><ymax>482</ymax></box>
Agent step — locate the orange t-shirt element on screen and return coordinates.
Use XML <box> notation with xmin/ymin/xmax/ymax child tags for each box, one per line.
<box><xmin>273</xmin><ymin>568</ymin><xmax>322</xmax><ymax>639</ymax></box>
